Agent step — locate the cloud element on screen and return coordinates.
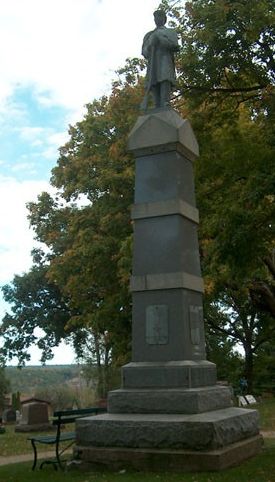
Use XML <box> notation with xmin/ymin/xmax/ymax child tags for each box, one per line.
<box><xmin>18</xmin><ymin>125</ymin><xmax>69</xmax><ymax>155</ymax></box>
<box><xmin>0</xmin><ymin>0</ymin><xmax>160</xmax><ymax>364</ymax></box>
<box><xmin>0</xmin><ymin>175</ymin><xmax>51</xmax><ymax>285</ymax></box>
<box><xmin>11</xmin><ymin>161</ymin><xmax>36</xmax><ymax>173</ymax></box>
<box><xmin>0</xmin><ymin>0</ymin><xmax>158</xmax><ymax>113</ymax></box>
<box><xmin>19</xmin><ymin>126</ymin><xmax>46</xmax><ymax>141</ymax></box>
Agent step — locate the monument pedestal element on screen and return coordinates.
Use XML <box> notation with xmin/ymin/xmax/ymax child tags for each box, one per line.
<box><xmin>74</xmin><ymin>436</ymin><xmax>262</xmax><ymax>472</ymax></box>
<box><xmin>75</xmin><ymin>109</ymin><xmax>262</xmax><ymax>471</ymax></box>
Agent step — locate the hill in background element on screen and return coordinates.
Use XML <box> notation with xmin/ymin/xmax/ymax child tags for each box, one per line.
<box><xmin>6</xmin><ymin>365</ymin><xmax>80</xmax><ymax>394</ymax></box>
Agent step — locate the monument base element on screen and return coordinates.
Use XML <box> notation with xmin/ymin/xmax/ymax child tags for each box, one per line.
<box><xmin>122</xmin><ymin>361</ymin><xmax>217</xmax><ymax>389</ymax></box>
<box><xmin>74</xmin><ymin>435</ymin><xmax>263</xmax><ymax>472</ymax></box>
<box><xmin>76</xmin><ymin>408</ymin><xmax>259</xmax><ymax>451</ymax></box>
<box><xmin>108</xmin><ymin>385</ymin><xmax>232</xmax><ymax>414</ymax></box>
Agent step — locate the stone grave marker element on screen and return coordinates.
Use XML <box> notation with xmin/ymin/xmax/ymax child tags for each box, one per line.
<box><xmin>15</xmin><ymin>402</ymin><xmax>51</xmax><ymax>432</ymax></box>
<box><xmin>245</xmin><ymin>395</ymin><xmax>257</xmax><ymax>405</ymax></box>
<box><xmin>2</xmin><ymin>408</ymin><xmax>16</xmax><ymax>423</ymax></box>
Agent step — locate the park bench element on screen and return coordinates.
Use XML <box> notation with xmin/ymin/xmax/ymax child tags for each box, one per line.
<box><xmin>28</xmin><ymin>406</ymin><xmax>107</xmax><ymax>470</ymax></box>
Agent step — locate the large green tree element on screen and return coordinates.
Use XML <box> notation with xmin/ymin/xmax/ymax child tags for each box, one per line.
<box><xmin>1</xmin><ymin>70</ymin><xmax>144</xmax><ymax>365</ymax></box>
<box><xmin>0</xmin><ymin>249</ymin><xmax>72</xmax><ymax>365</ymax></box>
<box><xmin>1</xmin><ymin>1</ymin><xmax>274</xmax><ymax>387</ymax></box>
<box><xmin>0</xmin><ymin>368</ymin><xmax>10</xmax><ymax>409</ymax></box>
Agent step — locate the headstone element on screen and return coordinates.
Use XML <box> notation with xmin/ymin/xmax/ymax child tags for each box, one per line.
<box><xmin>245</xmin><ymin>395</ymin><xmax>257</xmax><ymax>405</ymax></box>
<box><xmin>238</xmin><ymin>395</ymin><xmax>248</xmax><ymax>407</ymax></box>
<box><xmin>2</xmin><ymin>408</ymin><xmax>16</xmax><ymax>423</ymax></box>
<box><xmin>15</xmin><ymin>402</ymin><xmax>51</xmax><ymax>432</ymax></box>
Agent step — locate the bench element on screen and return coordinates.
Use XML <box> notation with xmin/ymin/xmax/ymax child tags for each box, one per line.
<box><xmin>28</xmin><ymin>406</ymin><xmax>107</xmax><ymax>470</ymax></box>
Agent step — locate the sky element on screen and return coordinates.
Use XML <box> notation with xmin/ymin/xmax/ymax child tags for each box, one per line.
<box><xmin>0</xmin><ymin>0</ymin><xmax>161</xmax><ymax>365</ymax></box>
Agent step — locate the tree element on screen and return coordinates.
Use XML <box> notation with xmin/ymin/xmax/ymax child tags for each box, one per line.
<box><xmin>205</xmin><ymin>306</ymin><xmax>242</xmax><ymax>386</ymax></box>
<box><xmin>0</xmin><ymin>249</ymin><xmax>73</xmax><ymax>365</ymax></box>
<box><xmin>167</xmin><ymin>0</ymin><xmax>275</xmax><ymax>387</ymax></box>
<box><xmin>1</xmin><ymin>67</ymin><xmax>144</xmax><ymax>366</ymax></box>
<box><xmin>27</xmin><ymin>83</ymin><xmax>140</xmax><ymax>365</ymax></box>
<box><xmin>0</xmin><ymin>368</ymin><xmax>10</xmax><ymax>410</ymax></box>
<box><xmin>176</xmin><ymin>0</ymin><xmax>274</xmax><ymax>110</ymax></box>
<box><xmin>253</xmin><ymin>341</ymin><xmax>275</xmax><ymax>394</ymax></box>
<box><xmin>1</xmin><ymin>2</ymin><xmax>274</xmax><ymax>390</ymax></box>
<box><xmin>205</xmin><ymin>287</ymin><xmax>275</xmax><ymax>391</ymax></box>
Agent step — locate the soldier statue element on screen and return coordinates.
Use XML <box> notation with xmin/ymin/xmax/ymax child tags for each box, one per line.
<box><xmin>141</xmin><ymin>10</ymin><xmax>179</xmax><ymax>109</ymax></box>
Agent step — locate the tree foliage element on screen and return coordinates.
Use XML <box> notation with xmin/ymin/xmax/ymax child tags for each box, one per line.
<box><xmin>1</xmin><ymin>69</ymin><xmax>145</xmax><ymax>365</ymax></box>
<box><xmin>0</xmin><ymin>250</ymin><xmax>72</xmax><ymax>365</ymax></box>
<box><xmin>0</xmin><ymin>1</ymin><xmax>274</xmax><ymax>388</ymax></box>
<box><xmin>0</xmin><ymin>368</ymin><xmax>10</xmax><ymax>409</ymax></box>
<box><xmin>177</xmin><ymin>0</ymin><xmax>274</xmax><ymax>109</ymax></box>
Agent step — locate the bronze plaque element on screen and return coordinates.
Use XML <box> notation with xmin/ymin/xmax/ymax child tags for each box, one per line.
<box><xmin>189</xmin><ymin>305</ymin><xmax>203</xmax><ymax>346</ymax></box>
<box><xmin>146</xmin><ymin>305</ymin><xmax>169</xmax><ymax>345</ymax></box>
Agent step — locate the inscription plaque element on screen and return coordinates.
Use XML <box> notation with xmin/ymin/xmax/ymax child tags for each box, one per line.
<box><xmin>146</xmin><ymin>305</ymin><xmax>169</xmax><ymax>345</ymax></box>
<box><xmin>189</xmin><ymin>305</ymin><xmax>203</xmax><ymax>346</ymax></box>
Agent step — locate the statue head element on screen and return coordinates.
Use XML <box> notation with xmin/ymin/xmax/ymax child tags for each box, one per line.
<box><xmin>153</xmin><ymin>9</ymin><xmax>167</xmax><ymax>27</ymax></box>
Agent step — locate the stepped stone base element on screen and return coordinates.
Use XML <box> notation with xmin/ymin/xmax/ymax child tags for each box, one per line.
<box><xmin>122</xmin><ymin>361</ymin><xmax>217</xmax><ymax>389</ymax></box>
<box><xmin>74</xmin><ymin>435</ymin><xmax>263</xmax><ymax>472</ymax></box>
<box><xmin>76</xmin><ymin>408</ymin><xmax>259</xmax><ymax>451</ymax></box>
<box><xmin>108</xmin><ymin>385</ymin><xmax>232</xmax><ymax>414</ymax></box>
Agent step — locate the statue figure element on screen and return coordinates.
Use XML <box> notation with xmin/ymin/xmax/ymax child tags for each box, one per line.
<box><xmin>141</xmin><ymin>10</ymin><xmax>179</xmax><ymax>110</ymax></box>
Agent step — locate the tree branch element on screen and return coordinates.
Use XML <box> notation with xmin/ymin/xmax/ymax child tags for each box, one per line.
<box><xmin>178</xmin><ymin>84</ymin><xmax>266</xmax><ymax>94</ymax></box>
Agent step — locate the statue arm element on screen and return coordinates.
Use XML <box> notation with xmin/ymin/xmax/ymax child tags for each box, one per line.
<box><xmin>155</xmin><ymin>29</ymin><xmax>179</xmax><ymax>51</ymax></box>
<box><xmin>142</xmin><ymin>31</ymin><xmax>155</xmax><ymax>59</ymax></box>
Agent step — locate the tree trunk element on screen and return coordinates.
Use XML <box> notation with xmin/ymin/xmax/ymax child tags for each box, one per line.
<box><xmin>243</xmin><ymin>343</ymin><xmax>254</xmax><ymax>392</ymax></box>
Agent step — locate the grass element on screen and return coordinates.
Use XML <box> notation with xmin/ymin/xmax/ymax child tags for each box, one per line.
<box><xmin>0</xmin><ymin>424</ymin><xmax>73</xmax><ymax>457</ymax></box>
<box><xmin>1</xmin><ymin>398</ymin><xmax>274</xmax><ymax>457</ymax></box>
<box><xmin>0</xmin><ymin>398</ymin><xmax>274</xmax><ymax>481</ymax></box>
<box><xmin>256</xmin><ymin>397</ymin><xmax>275</xmax><ymax>431</ymax></box>
<box><xmin>0</xmin><ymin>440</ymin><xmax>275</xmax><ymax>482</ymax></box>
<box><xmin>0</xmin><ymin>424</ymin><xmax>41</xmax><ymax>456</ymax></box>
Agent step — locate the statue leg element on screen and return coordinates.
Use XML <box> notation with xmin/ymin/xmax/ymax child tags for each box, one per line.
<box><xmin>160</xmin><ymin>81</ymin><xmax>172</xmax><ymax>107</ymax></box>
<box><xmin>152</xmin><ymin>84</ymin><xmax>161</xmax><ymax>108</ymax></box>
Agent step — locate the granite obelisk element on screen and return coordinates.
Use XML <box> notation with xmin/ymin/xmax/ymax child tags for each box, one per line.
<box><xmin>74</xmin><ymin>11</ymin><xmax>262</xmax><ymax>471</ymax></box>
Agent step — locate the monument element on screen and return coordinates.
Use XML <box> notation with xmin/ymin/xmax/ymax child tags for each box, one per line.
<box><xmin>74</xmin><ymin>11</ymin><xmax>262</xmax><ymax>471</ymax></box>
<box><xmin>15</xmin><ymin>401</ymin><xmax>51</xmax><ymax>432</ymax></box>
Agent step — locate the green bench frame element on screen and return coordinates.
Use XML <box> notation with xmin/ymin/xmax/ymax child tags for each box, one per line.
<box><xmin>28</xmin><ymin>407</ymin><xmax>106</xmax><ymax>470</ymax></box>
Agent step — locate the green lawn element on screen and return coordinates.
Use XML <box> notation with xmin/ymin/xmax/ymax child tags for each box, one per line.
<box><xmin>1</xmin><ymin>398</ymin><xmax>274</xmax><ymax>457</ymax></box>
<box><xmin>0</xmin><ymin>424</ymin><xmax>73</xmax><ymax>457</ymax></box>
<box><xmin>0</xmin><ymin>440</ymin><xmax>275</xmax><ymax>482</ymax></box>
<box><xmin>0</xmin><ymin>425</ymin><xmax>40</xmax><ymax>456</ymax></box>
<box><xmin>256</xmin><ymin>397</ymin><xmax>275</xmax><ymax>431</ymax></box>
<box><xmin>0</xmin><ymin>398</ymin><xmax>274</xmax><ymax>482</ymax></box>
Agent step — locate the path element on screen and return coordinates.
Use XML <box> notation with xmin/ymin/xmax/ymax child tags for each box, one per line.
<box><xmin>0</xmin><ymin>450</ymin><xmax>55</xmax><ymax>466</ymax></box>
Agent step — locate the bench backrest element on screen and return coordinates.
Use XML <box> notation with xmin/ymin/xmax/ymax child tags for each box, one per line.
<box><xmin>52</xmin><ymin>407</ymin><xmax>107</xmax><ymax>426</ymax></box>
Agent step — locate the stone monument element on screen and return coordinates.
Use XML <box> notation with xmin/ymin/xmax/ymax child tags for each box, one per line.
<box><xmin>15</xmin><ymin>401</ymin><xmax>51</xmax><ymax>432</ymax></box>
<box><xmin>74</xmin><ymin>11</ymin><xmax>262</xmax><ymax>472</ymax></box>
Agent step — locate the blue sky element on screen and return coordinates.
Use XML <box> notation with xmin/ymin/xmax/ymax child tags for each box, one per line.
<box><xmin>0</xmin><ymin>85</ymin><xmax>69</xmax><ymax>182</ymax></box>
<box><xmin>0</xmin><ymin>0</ymin><xmax>160</xmax><ymax>364</ymax></box>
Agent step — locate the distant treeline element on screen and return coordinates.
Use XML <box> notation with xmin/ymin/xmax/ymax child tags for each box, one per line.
<box><xmin>5</xmin><ymin>365</ymin><xmax>80</xmax><ymax>394</ymax></box>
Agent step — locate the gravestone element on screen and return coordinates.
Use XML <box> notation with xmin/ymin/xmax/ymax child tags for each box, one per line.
<box><xmin>2</xmin><ymin>408</ymin><xmax>16</xmax><ymax>423</ymax></box>
<box><xmin>15</xmin><ymin>402</ymin><xmax>51</xmax><ymax>432</ymax></box>
<box><xmin>246</xmin><ymin>395</ymin><xmax>257</xmax><ymax>405</ymax></box>
<box><xmin>238</xmin><ymin>395</ymin><xmax>248</xmax><ymax>407</ymax></box>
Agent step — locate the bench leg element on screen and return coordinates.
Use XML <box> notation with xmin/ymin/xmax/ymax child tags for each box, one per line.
<box><xmin>30</xmin><ymin>439</ymin><xmax>37</xmax><ymax>471</ymax></box>
<box><xmin>56</xmin><ymin>439</ymin><xmax>63</xmax><ymax>470</ymax></box>
<box><xmin>40</xmin><ymin>460</ymin><xmax>58</xmax><ymax>471</ymax></box>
